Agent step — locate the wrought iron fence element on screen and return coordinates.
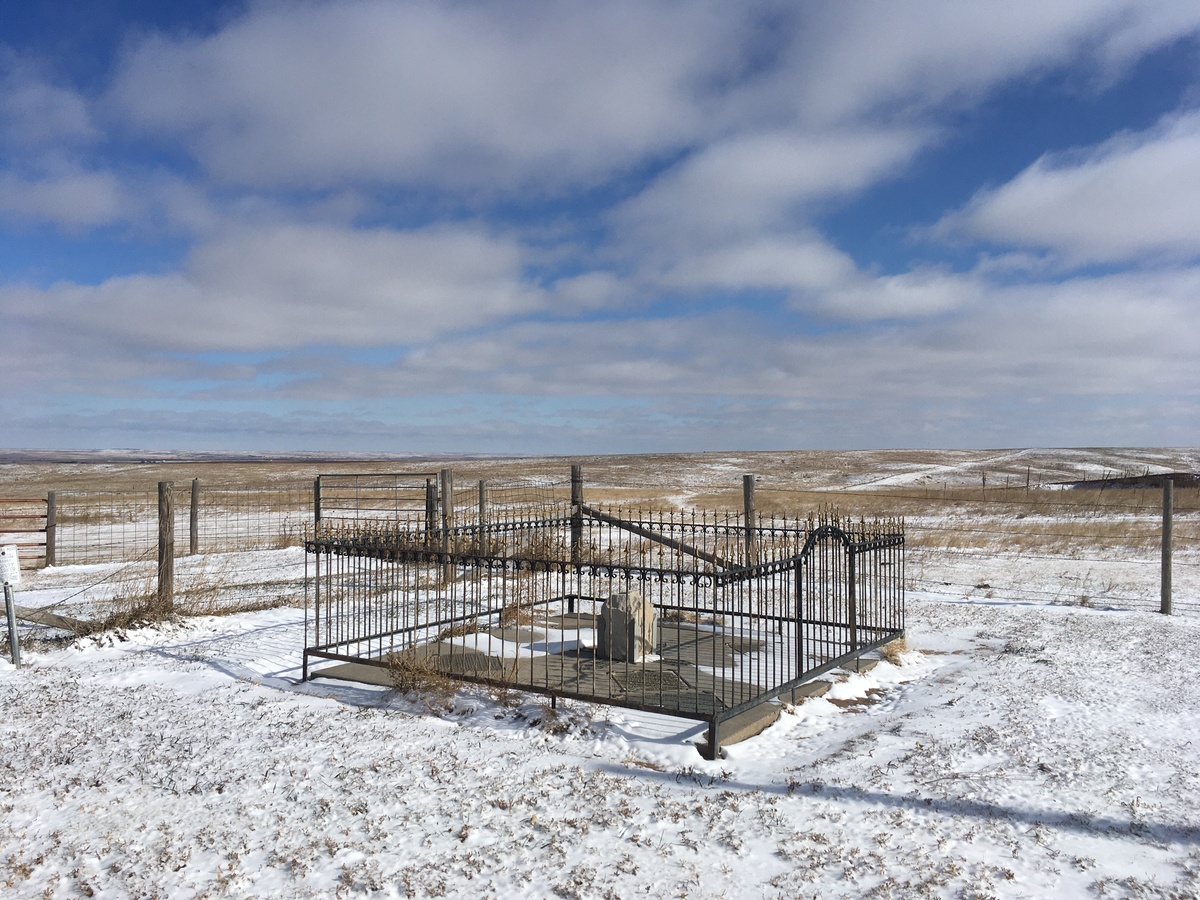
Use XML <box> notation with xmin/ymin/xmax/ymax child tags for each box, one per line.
<box><xmin>304</xmin><ymin>505</ymin><xmax>904</xmax><ymax>758</ymax></box>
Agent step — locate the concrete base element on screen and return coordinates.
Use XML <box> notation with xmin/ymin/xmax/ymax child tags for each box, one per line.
<box><xmin>785</xmin><ymin>680</ymin><xmax>831</xmax><ymax>703</ymax></box>
<box><xmin>699</xmin><ymin>703</ymin><xmax>782</xmax><ymax>758</ymax></box>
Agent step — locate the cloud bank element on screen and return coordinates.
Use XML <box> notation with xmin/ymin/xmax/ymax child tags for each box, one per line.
<box><xmin>2</xmin><ymin>1</ymin><xmax>1199</xmax><ymax>452</ymax></box>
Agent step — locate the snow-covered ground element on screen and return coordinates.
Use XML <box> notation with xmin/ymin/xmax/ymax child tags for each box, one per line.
<box><xmin>1</xmin><ymin>448</ymin><xmax>1196</xmax><ymax>896</ymax></box>
<box><xmin>3</xmin><ymin>582</ymin><xmax>1198</xmax><ymax>897</ymax></box>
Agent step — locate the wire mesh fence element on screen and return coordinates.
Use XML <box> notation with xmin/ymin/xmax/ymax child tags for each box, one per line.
<box><xmin>316</xmin><ymin>473</ymin><xmax>438</xmax><ymax>526</ymax></box>
<box><xmin>4</xmin><ymin>466</ymin><xmax>1193</xmax><ymax>665</ymax></box>
<box><xmin>50</xmin><ymin>483</ymin><xmax>314</xmax><ymax>565</ymax></box>
<box><xmin>193</xmin><ymin>482</ymin><xmax>312</xmax><ymax>553</ymax></box>
<box><xmin>741</xmin><ymin>480</ymin><xmax>1198</xmax><ymax>616</ymax></box>
<box><xmin>54</xmin><ymin>490</ymin><xmax>160</xmax><ymax>565</ymax></box>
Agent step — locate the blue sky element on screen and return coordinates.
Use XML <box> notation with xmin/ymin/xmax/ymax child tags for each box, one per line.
<box><xmin>2</xmin><ymin>1</ymin><xmax>1199</xmax><ymax>454</ymax></box>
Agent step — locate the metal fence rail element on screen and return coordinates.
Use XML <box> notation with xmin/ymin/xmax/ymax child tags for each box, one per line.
<box><xmin>304</xmin><ymin>507</ymin><xmax>905</xmax><ymax>758</ymax></box>
<box><xmin>0</xmin><ymin>498</ymin><xmax>49</xmax><ymax>568</ymax></box>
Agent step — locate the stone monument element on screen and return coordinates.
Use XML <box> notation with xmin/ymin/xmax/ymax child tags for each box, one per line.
<box><xmin>598</xmin><ymin>590</ymin><xmax>657</xmax><ymax>662</ymax></box>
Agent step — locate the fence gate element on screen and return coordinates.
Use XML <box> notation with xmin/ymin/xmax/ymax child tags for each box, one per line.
<box><xmin>0</xmin><ymin>497</ymin><xmax>52</xmax><ymax>569</ymax></box>
<box><xmin>796</xmin><ymin>524</ymin><xmax>904</xmax><ymax>685</ymax></box>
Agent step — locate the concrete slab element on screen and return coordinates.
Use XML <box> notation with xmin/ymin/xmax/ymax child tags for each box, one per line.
<box><xmin>311</xmin><ymin>662</ymin><xmax>392</xmax><ymax>686</ymax></box>
<box><xmin>699</xmin><ymin>702</ymin><xmax>783</xmax><ymax>757</ymax></box>
<box><xmin>847</xmin><ymin>657</ymin><xmax>879</xmax><ymax>674</ymax></box>
<box><xmin>786</xmin><ymin>680</ymin><xmax>831</xmax><ymax>702</ymax></box>
<box><xmin>485</xmin><ymin>626</ymin><xmax>546</xmax><ymax>643</ymax></box>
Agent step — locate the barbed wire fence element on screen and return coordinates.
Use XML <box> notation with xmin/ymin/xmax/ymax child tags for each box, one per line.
<box><xmin>7</xmin><ymin>480</ymin><xmax>316</xmax><ymax>637</ymax></box>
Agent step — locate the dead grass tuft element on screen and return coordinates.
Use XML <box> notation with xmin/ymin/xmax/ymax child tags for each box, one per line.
<box><xmin>384</xmin><ymin>648</ymin><xmax>459</xmax><ymax>708</ymax></box>
<box><xmin>880</xmin><ymin>637</ymin><xmax>909</xmax><ymax>665</ymax></box>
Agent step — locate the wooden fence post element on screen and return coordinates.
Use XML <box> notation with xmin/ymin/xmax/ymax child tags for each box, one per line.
<box><xmin>743</xmin><ymin>474</ymin><xmax>757</xmax><ymax>564</ymax></box>
<box><xmin>1161</xmin><ymin>476</ymin><xmax>1173</xmax><ymax>615</ymax></box>
<box><xmin>425</xmin><ymin>479</ymin><xmax>437</xmax><ymax>536</ymax></box>
<box><xmin>45</xmin><ymin>491</ymin><xmax>56</xmax><ymax>567</ymax></box>
<box><xmin>571</xmin><ymin>465</ymin><xmax>583</xmax><ymax>563</ymax></box>
<box><xmin>313</xmin><ymin>477</ymin><xmax>322</xmax><ymax>529</ymax></box>
<box><xmin>476</xmin><ymin>480</ymin><xmax>488</xmax><ymax>555</ymax></box>
<box><xmin>157</xmin><ymin>481</ymin><xmax>175</xmax><ymax>614</ymax></box>
<box><xmin>190</xmin><ymin>478</ymin><xmax>200</xmax><ymax>555</ymax></box>
<box><xmin>439</xmin><ymin>468</ymin><xmax>454</xmax><ymax>581</ymax></box>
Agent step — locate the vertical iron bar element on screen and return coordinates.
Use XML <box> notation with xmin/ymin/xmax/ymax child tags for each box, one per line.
<box><xmin>440</xmin><ymin>468</ymin><xmax>454</xmax><ymax>582</ymax></box>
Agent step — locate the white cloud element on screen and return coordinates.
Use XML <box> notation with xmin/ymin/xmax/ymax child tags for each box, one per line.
<box><xmin>6</xmin><ymin>1</ymin><xmax>1200</xmax><ymax>451</ymax></box>
<box><xmin>107</xmin><ymin>0</ymin><xmax>730</xmax><ymax>192</ymax></box>
<box><xmin>0</xmin><ymin>166</ymin><xmax>128</xmax><ymax>227</ymax></box>
<box><xmin>6</xmin><ymin>260</ymin><xmax>1199</xmax><ymax>450</ymax></box>
<box><xmin>816</xmin><ymin>267</ymin><xmax>981</xmax><ymax>321</ymax></box>
<box><xmin>248</xmin><ymin>264</ymin><xmax>1200</xmax><ymax>409</ymax></box>
<box><xmin>3</xmin><ymin>222</ymin><xmax>541</xmax><ymax>352</ymax></box>
<box><xmin>615</xmin><ymin>128</ymin><xmax>927</xmax><ymax>251</ymax></box>
<box><xmin>658</xmin><ymin>235</ymin><xmax>858</xmax><ymax>293</ymax></box>
<box><xmin>0</xmin><ymin>57</ymin><xmax>96</xmax><ymax>148</ymax></box>
<box><xmin>104</xmin><ymin>2</ymin><xmax>1200</xmax><ymax>196</ymax></box>
<box><xmin>779</xmin><ymin>1</ymin><xmax>1200</xmax><ymax>125</ymax></box>
<box><xmin>940</xmin><ymin>112</ymin><xmax>1200</xmax><ymax>264</ymax></box>
<box><xmin>548</xmin><ymin>271</ymin><xmax>638</xmax><ymax>312</ymax></box>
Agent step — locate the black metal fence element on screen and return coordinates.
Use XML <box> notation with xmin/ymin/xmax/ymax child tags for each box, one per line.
<box><xmin>304</xmin><ymin>498</ymin><xmax>904</xmax><ymax>758</ymax></box>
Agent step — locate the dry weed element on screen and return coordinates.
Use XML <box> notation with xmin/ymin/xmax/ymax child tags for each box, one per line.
<box><xmin>880</xmin><ymin>637</ymin><xmax>909</xmax><ymax>665</ymax></box>
<box><xmin>384</xmin><ymin>648</ymin><xmax>458</xmax><ymax>707</ymax></box>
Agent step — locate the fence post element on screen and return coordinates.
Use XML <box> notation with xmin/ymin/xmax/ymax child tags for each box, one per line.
<box><xmin>1161</xmin><ymin>476</ymin><xmax>1173</xmax><ymax>615</ymax></box>
<box><xmin>190</xmin><ymin>479</ymin><xmax>200</xmax><ymax>555</ymax></box>
<box><xmin>45</xmin><ymin>491</ymin><xmax>56</xmax><ymax>567</ymax></box>
<box><xmin>476</xmin><ymin>480</ymin><xmax>488</xmax><ymax>555</ymax></box>
<box><xmin>571</xmin><ymin>465</ymin><xmax>583</xmax><ymax>563</ymax></box>
<box><xmin>743</xmin><ymin>474</ymin><xmax>757</xmax><ymax>564</ymax></box>
<box><xmin>157</xmin><ymin>481</ymin><xmax>175</xmax><ymax>614</ymax></box>
<box><xmin>313</xmin><ymin>477</ymin><xmax>322</xmax><ymax>529</ymax></box>
<box><xmin>439</xmin><ymin>468</ymin><xmax>454</xmax><ymax>581</ymax></box>
<box><xmin>425</xmin><ymin>479</ymin><xmax>437</xmax><ymax>536</ymax></box>
<box><xmin>4</xmin><ymin>581</ymin><xmax>18</xmax><ymax>668</ymax></box>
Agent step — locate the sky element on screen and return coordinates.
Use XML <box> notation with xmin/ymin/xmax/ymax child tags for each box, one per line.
<box><xmin>2</xmin><ymin>0</ymin><xmax>1200</xmax><ymax>455</ymax></box>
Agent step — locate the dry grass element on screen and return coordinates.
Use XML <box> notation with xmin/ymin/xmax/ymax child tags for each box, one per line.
<box><xmin>383</xmin><ymin>648</ymin><xmax>458</xmax><ymax>705</ymax></box>
<box><xmin>880</xmin><ymin>637</ymin><xmax>908</xmax><ymax>665</ymax></box>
